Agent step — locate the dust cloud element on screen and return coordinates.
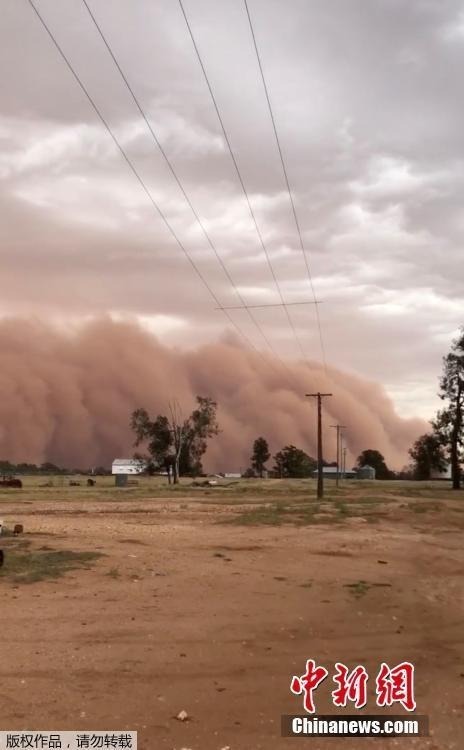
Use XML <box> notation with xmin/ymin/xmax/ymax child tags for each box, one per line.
<box><xmin>0</xmin><ymin>317</ymin><xmax>426</xmax><ymax>471</ymax></box>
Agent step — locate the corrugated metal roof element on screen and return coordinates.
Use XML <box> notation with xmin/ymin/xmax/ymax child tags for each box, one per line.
<box><xmin>311</xmin><ymin>467</ymin><xmax>357</xmax><ymax>475</ymax></box>
<box><xmin>112</xmin><ymin>458</ymin><xmax>142</xmax><ymax>465</ymax></box>
<box><xmin>112</xmin><ymin>458</ymin><xmax>147</xmax><ymax>475</ymax></box>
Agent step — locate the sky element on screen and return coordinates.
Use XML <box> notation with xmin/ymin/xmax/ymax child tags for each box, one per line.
<box><xmin>1</xmin><ymin>0</ymin><xmax>463</xmax><ymax>466</ymax></box>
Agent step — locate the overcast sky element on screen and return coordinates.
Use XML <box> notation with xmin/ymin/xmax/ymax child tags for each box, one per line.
<box><xmin>1</xmin><ymin>0</ymin><xmax>463</xmax><ymax>420</ymax></box>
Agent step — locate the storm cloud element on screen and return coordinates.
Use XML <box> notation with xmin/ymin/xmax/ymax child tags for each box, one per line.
<box><xmin>0</xmin><ymin>0</ymin><xmax>463</xmax><ymax>435</ymax></box>
<box><xmin>0</xmin><ymin>317</ymin><xmax>425</xmax><ymax>470</ymax></box>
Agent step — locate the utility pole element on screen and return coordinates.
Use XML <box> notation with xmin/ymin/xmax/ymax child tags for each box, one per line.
<box><xmin>338</xmin><ymin>430</ymin><xmax>346</xmax><ymax>480</ymax></box>
<box><xmin>340</xmin><ymin>433</ymin><xmax>347</xmax><ymax>479</ymax></box>
<box><xmin>306</xmin><ymin>392</ymin><xmax>333</xmax><ymax>499</ymax></box>
<box><xmin>331</xmin><ymin>424</ymin><xmax>346</xmax><ymax>488</ymax></box>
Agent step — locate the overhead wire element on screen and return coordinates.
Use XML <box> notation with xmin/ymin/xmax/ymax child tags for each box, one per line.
<box><xmin>177</xmin><ymin>0</ymin><xmax>311</xmax><ymax>366</ymax></box>
<box><xmin>26</xmin><ymin>0</ymin><xmax>297</xmax><ymax>385</ymax></box>
<box><xmin>243</xmin><ymin>0</ymin><xmax>328</xmax><ymax>374</ymax></box>
<box><xmin>78</xmin><ymin>0</ymin><xmax>299</xmax><ymax>384</ymax></box>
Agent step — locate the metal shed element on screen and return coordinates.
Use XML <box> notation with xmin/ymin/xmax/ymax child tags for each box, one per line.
<box><xmin>357</xmin><ymin>464</ymin><xmax>376</xmax><ymax>480</ymax></box>
<box><xmin>112</xmin><ymin>459</ymin><xmax>146</xmax><ymax>475</ymax></box>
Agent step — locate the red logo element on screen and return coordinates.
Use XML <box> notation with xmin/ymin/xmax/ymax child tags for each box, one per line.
<box><xmin>332</xmin><ymin>663</ymin><xmax>369</xmax><ymax>708</ymax></box>
<box><xmin>290</xmin><ymin>659</ymin><xmax>329</xmax><ymax>714</ymax></box>
<box><xmin>290</xmin><ymin>660</ymin><xmax>416</xmax><ymax>714</ymax></box>
<box><xmin>376</xmin><ymin>661</ymin><xmax>416</xmax><ymax>712</ymax></box>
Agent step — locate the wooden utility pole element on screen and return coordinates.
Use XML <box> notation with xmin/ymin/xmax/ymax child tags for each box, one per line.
<box><xmin>306</xmin><ymin>392</ymin><xmax>332</xmax><ymax>498</ymax></box>
<box><xmin>331</xmin><ymin>424</ymin><xmax>346</xmax><ymax>487</ymax></box>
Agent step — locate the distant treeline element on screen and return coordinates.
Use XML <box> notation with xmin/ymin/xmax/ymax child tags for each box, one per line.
<box><xmin>0</xmin><ymin>461</ymin><xmax>110</xmax><ymax>476</ymax></box>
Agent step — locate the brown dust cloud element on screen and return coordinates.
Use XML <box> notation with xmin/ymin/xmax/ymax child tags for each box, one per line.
<box><xmin>0</xmin><ymin>317</ymin><xmax>426</xmax><ymax>471</ymax></box>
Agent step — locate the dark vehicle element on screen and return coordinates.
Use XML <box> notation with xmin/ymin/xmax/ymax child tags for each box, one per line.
<box><xmin>0</xmin><ymin>476</ymin><xmax>23</xmax><ymax>488</ymax></box>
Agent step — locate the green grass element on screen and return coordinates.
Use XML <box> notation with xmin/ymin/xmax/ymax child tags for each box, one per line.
<box><xmin>388</xmin><ymin>484</ymin><xmax>464</xmax><ymax>500</ymax></box>
<box><xmin>1</xmin><ymin>475</ymin><xmax>462</xmax><ymax>528</ymax></box>
<box><xmin>223</xmin><ymin>492</ymin><xmax>393</xmax><ymax>527</ymax></box>
<box><xmin>335</xmin><ymin>501</ymin><xmax>351</xmax><ymax>517</ymax></box>
<box><xmin>223</xmin><ymin>500</ymin><xmax>342</xmax><ymax>527</ymax></box>
<box><xmin>0</xmin><ymin>526</ymin><xmax>15</xmax><ymax>537</ymax></box>
<box><xmin>343</xmin><ymin>580</ymin><xmax>392</xmax><ymax>598</ymax></box>
<box><xmin>407</xmin><ymin>501</ymin><xmax>443</xmax><ymax>513</ymax></box>
<box><xmin>0</xmin><ymin>473</ymin><xmax>460</xmax><ymax>502</ymax></box>
<box><xmin>344</xmin><ymin>580</ymin><xmax>371</xmax><ymax>598</ymax></box>
<box><xmin>0</xmin><ymin>547</ymin><xmax>104</xmax><ymax>583</ymax></box>
<box><xmin>0</xmin><ymin>474</ymin><xmax>323</xmax><ymax>504</ymax></box>
<box><xmin>352</xmin><ymin>496</ymin><xmax>389</xmax><ymax>505</ymax></box>
<box><xmin>106</xmin><ymin>567</ymin><xmax>121</xmax><ymax>579</ymax></box>
<box><xmin>225</xmin><ymin>502</ymin><xmax>291</xmax><ymax>526</ymax></box>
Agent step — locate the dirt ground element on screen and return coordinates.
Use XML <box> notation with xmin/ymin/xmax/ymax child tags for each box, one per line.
<box><xmin>1</xmin><ymin>479</ymin><xmax>464</xmax><ymax>749</ymax></box>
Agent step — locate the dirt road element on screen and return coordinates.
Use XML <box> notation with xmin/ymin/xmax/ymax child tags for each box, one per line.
<box><xmin>1</xmin><ymin>485</ymin><xmax>463</xmax><ymax>749</ymax></box>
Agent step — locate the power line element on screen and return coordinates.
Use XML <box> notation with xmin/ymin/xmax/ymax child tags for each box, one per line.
<box><xmin>177</xmin><ymin>0</ymin><xmax>310</xmax><ymax>364</ymax></box>
<box><xmin>79</xmin><ymin>0</ymin><xmax>295</xmax><ymax>374</ymax></box>
<box><xmin>26</xmin><ymin>0</ymin><xmax>283</xmax><ymax>376</ymax></box>
<box><xmin>243</xmin><ymin>0</ymin><xmax>327</xmax><ymax>374</ymax></box>
<box><xmin>217</xmin><ymin>300</ymin><xmax>322</xmax><ymax>311</ymax></box>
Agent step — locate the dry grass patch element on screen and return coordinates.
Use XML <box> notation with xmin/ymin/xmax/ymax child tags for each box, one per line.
<box><xmin>0</xmin><ymin>545</ymin><xmax>103</xmax><ymax>584</ymax></box>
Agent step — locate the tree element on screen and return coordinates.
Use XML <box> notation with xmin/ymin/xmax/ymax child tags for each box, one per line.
<box><xmin>408</xmin><ymin>433</ymin><xmax>447</xmax><ymax>480</ymax></box>
<box><xmin>397</xmin><ymin>465</ymin><xmax>415</xmax><ymax>481</ymax></box>
<box><xmin>92</xmin><ymin>466</ymin><xmax>110</xmax><ymax>476</ymax></box>
<box><xmin>131</xmin><ymin>410</ymin><xmax>175</xmax><ymax>482</ymax></box>
<box><xmin>179</xmin><ymin>397</ymin><xmax>220</xmax><ymax>476</ymax></box>
<box><xmin>131</xmin><ymin>396</ymin><xmax>219</xmax><ymax>484</ymax></box>
<box><xmin>0</xmin><ymin>460</ymin><xmax>15</xmax><ymax>476</ymax></box>
<box><xmin>40</xmin><ymin>461</ymin><xmax>67</xmax><ymax>475</ymax></box>
<box><xmin>251</xmin><ymin>437</ymin><xmax>270</xmax><ymax>478</ymax></box>
<box><xmin>356</xmin><ymin>449</ymin><xmax>394</xmax><ymax>480</ymax></box>
<box><xmin>16</xmin><ymin>463</ymin><xmax>39</xmax><ymax>474</ymax></box>
<box><xmin>273</xmin><ymin>445</ymin><xmax>317</xmax><ymax>478</ymax></box>
<box><xmin>0</xmin><ymin>460</ymin><xmax>70</xmax><ymax>476</ymax></box>
<box><xmin>168</xmin><ymin>400</ymin><xmax>187</xmax><ymax>484</ymax></box>
<box><xmin>433</xmin><ymin>328</ymin><xmax>464</xmax><ymax>489</ymax></box>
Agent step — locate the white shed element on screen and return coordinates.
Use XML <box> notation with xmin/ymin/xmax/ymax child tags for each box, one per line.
<box><xmin>430</xmin><ymin>464</ymin><xmax>452</xmax><ymax>480</ymax></box>
<box><xmin>112</xmin><ymin>459</ymin><xmax>146</xmax><ymax>475</ymax></box>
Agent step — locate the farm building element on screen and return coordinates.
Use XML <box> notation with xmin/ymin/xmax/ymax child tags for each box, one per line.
<box><xmin>311</xmin><ymin>465</ymin><xmax>376</xmax><ymax>480</ymax></box>
<box><xmin>430</xmin><ymin>464</ymin><xmax>452</xmax><ymax>480</ymax></box>
<box><xmin>357</xmin><ymin>464</ymin><xmax>376</xmax><ymax>480</ymax></box>
<box><xmin>112</xmin><ymin>459</ymin><xmax>146</xmax><ymax>475</ymax></box>
<box><xmin>311</xmin><ymin>467</ymin><xmax>357</xmax><ymax>479</ymax></box>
